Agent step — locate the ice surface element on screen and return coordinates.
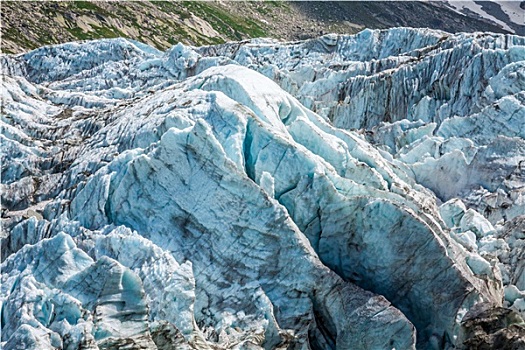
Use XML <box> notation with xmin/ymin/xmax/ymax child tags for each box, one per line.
<box><xmin>2</xmin><ymin>28</ymin><xmax>524</xmax><ymax>349</ymax></box>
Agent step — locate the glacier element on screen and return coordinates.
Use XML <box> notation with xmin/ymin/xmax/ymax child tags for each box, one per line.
<box><xmin>1</xmin><ymin>28</ymin><xmax>525</xmax><ymax>349</ymax></box>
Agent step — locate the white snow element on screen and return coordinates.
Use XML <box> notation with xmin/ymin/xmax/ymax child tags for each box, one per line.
<box><xmin>439</xmin><ymin>0</ymin><xmax>516</xmax><ymax>32</ymax></box>
<box><xmin>498</xmin><ymin>1</ymin><xmax>525</xmax><ymax>27</ymax></box>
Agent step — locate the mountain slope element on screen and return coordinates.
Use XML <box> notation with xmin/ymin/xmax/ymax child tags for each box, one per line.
<box><xmin>291</xmin><ymin>1</ymin><xmax>515</xmax><ymax>34</ymax></box>
<box><xmin>2</xmin><ymin>29</ymin><xmax>525</xmax><ymax>349</ymax></box>
<box><xmin>1</xmin><ymin>0</ymin><xmax>517</xmax><ymax>54</ymax></box>
<box><xmin>437</xmin><ymin>0</ymin><xmax>525</xmax><ymax>35</ymax></box>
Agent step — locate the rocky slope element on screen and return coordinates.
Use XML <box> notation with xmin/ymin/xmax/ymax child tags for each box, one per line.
<box><xmin>0</xmin><ymin>0</ymin><xmax>353</xmax><ymax>54</ymax></box>
<box><xmin>290</xmin><ymin>1</ymin><xmax>517</xmax><ymax>35</ymax></box>
<box><xmin>1</xmin><ymin>1</ymin><xmax>518</xmax><ymax>54</ymax></box>
<box><xmin>438</xmin><ymin>0</ymin><xmax>525</xmax><ymax>35</ymax></box>
<box><xmin>1</xmin><ymin>28</ymin><xmax>525</xmax><ymax>349</ymax></box>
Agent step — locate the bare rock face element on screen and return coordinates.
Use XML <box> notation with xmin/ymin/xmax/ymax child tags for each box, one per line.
<box><xmin>461</xmin><ymin>303</ymin><xmax>525</xmax><ymax>350</ymax></box>
<box><xmin>2</xmin><ymin>28</ymin><xmax>524</xmax><ymax>349</ymax></box>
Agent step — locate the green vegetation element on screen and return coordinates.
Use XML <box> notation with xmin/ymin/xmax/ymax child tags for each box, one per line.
<box><xmin>91</xmin><ymin>25</ymin><xmax>126</xmax><ymax>39</ymax></box>
<box><xmin>66</xmin><ymin>1</ymin><xmax>115</xmax><ymax>19</ymax></box>
<box><xmin>150</xmin><ymin>1</ymin><xmax>182</xmax><ymax>14</ymax></box>
<box><xmin>66</xmin><ymin>27</ymin><xmax>90</xmax><ymax>41</ymax></box>
<box><xmin>69</xmin><ymin>1</ymin><xmax>102</xmax><ymax>12</ymax></box>
<box><xmin>3</xmin><ymin>27</ymin><xmax>36</xmax><ymax>50</ymax></box>
<box><xmin>36</xmin><ymin>32</ymin><xmax>55</xmax><ymax>45</ymax></box>
<box><xmin>181</xmin><ymin>1</ymin><xmax>266</xmax><ymax>40</ymax></box>
<box><xmin>65</xmin><ymin>24</ymin><xmax>126</xmax><ymax>42</ymax></box>
<box><xmin>2</xmin><ymin>1</ymin><xmax>273</xmax><ymax>54</ymax></box>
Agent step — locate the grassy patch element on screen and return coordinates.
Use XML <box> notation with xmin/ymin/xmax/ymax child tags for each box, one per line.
<box><xmin>150</xmin><ymin>1</ymin><xmax>178</xmax><ymax>12</ymax></box>
<box><xmin>66</xmin><ymin>27</ymin><xmax>91</xmax><ymax>41</ymax></box>
<box><xmin>37</xmin><ymin>33</ymin><xmax>55</xmax><ymax>45</ymax></box>
<box><xmin>182</xmin><ymin>1</ymin><xmax>267</xmax><ymax>40</ymax></box>
<box><xmin>67</xmin><ymin>2</ymin><xmax>115</xmax><ymax>19</ymax></box>
<box><xmin>69</xmin><ymin>1</ymin><xmax>103</xmax><ymax>12</ymax></box>
<box><xmin>3</xmin><ymin>27</ymin><xmax>38</xmax><ymax>50</ymax></box>
<box><xmin>66</xmin><ymin>23</ymin><xmax>128</xmax><ymax>42</ymax></box>
<box><xmin>91</xmin><ymin>25</ymin><xmax>126</xmax><ymax>38</ymax></box>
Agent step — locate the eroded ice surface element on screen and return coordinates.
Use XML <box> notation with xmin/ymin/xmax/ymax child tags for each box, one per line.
<box><xmin>1</xmin><ymin>28</ymin><xmax>524</xmax><ymax>349</ymax></box>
